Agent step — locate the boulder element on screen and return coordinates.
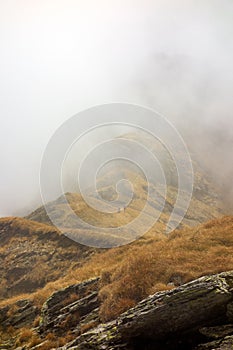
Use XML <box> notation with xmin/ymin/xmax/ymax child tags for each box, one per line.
<box><xmin>58</xmin><ymin>271</ymin><xmax>233</xmax><ymax>349</ymax></box>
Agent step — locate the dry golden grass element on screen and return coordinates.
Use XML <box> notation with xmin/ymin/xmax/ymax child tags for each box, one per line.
<box><xmin>0</xmin><ymin>294</ymin><xmax>31</xmax><ymax>308</ymax></box>
<box><xmin>0</xmin><ymin>215</ymin><xmax>91</xmax><ymax>305</ymax></box>
<box><xmin>9</xmin><ymin>215</ymin><xmax>229</xmax><ymax>323</ymax></box>
<box><xmin>26</xmin><ymin>160</ymin><xmax>223</xmax><ymax>245</ymax></box>
<box><xmin>45</xmin><ymin>333</ymin><xmax>57</xmax><ymax>341</ymax></box>
<box><xmin>3</xmin><ymin>216</ymin><xmax>232</xmax><ymax>315</ymax></box>
<box><xmin>6</xmin><ymin>303</ymin><xmax>19</xmax><ymax>318</ymax></box>
<box><xmin>0</xmin><ymin>325</ymin><xmax>15</xmax><ymax>342</ymax></box>
<box><xmin>16</xmin><ymin>328</ymin><xmax>34</xmax><ymax>345</ymax></box>
<box><xmin>99</xmin><ymin>216</ymin><xmax>233</xmax><ymax>320</ymax></box>
<box><xmin>1</xmin><ymin>216</ymin><xmax>233</xmax><ymax>346</ymax></box>
<box><xmin>33</xmin><ymin>315</ymin><xmax>41</xmax><ymax>328</ymax></box>
<box><xmin>80</xmin><ymin>321</ymin><xmax>99</xmax><ymax>334</ymax></box>
<box><xmin>0</xmin><ymin>216</ymin><xmax>59</xmax><ymax>235</ymax></box>
<box><xmin>28</xmin><ymin>335</ymin><xmax>42</xmax><ymax>347</ymax></box>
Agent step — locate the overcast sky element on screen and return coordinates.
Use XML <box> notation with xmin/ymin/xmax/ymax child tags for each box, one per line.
<box><xmin>0</xmin><ymin>0</ymin><xmax>232</xmax><ymax>216</ymax></box>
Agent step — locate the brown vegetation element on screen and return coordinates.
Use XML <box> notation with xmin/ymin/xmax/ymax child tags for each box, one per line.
<box><xmin>16</xmin><ymin>328</ymin><xmax>34</xmax><ymax>345</ymax></box>
<box><xmin>99</xmin><ymin>216</ymin><xmax>233</xmax><ymax>320</ymax></box>
<box><xmin>80</xmin><ymin>321</ymin><xmax>99</xmax><ymax>334</ymax></box>
<box><xmin>1</xmin><ymin>216</ymin><xmax>233</xmax><ymax>347</ymax></box>
<box><xmin>0</xmin><ymin>216</ymin><xmax>93</xmax><ymax>303</ymax></box>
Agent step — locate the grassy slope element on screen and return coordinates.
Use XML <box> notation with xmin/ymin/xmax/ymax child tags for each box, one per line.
<box><xmin>1</xmin><ymin>215</ymin><xmax>233</xmax><ymax>348</ymax></box>
<box><xmin>27</xmin><ymin>132</ymin><xmax>223</xmax><ymax>238</ymax></box>
<box><xmin>1</xmin><ymin>216</ymin><xmax>233</xmax><ymax>313</ymax></box>
<box><xmin>26</xmin><ymin>168</ymin><xmax>223</xmax><ymax>248</ymax></box>
<box><xmin>0</xmin><ymin>217</ymin><xmax>94</xmax><ymax>300</ymax></box>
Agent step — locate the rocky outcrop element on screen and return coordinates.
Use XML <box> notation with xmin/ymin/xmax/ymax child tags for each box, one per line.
<box><xmin>58</xmin><ymin>271</ymin><xmax>233</xmax><ymax>349</ymax></box>
<box><xmin>0</xmin><ymin>299</ymin><xmax>38</xmax><ymax>329</ymax></box>
<box><xmin>2</xmin><ymin>272</ymin><xmax>233</xmax><ymax>349</ymax></box>
<box><xmin>195</xmin><ymin>325</ymin><xmax>233</xmax><ymax>349</ymax></box>
<box><xmin>39</xmin><ymin>277</ymin><xmax>100</xmax><ymax>336</ymax></box>
<box><xmin>0</xmin><ymin>217</ymin><xmax>94</xmax><ymax>299</ymax></box>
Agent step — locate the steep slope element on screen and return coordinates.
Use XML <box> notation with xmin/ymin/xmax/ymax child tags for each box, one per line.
<box><xmin>0</xmin><ymin>217</ymin><xmax>94</xmax><ymax>300</ymax></box>
<box><xmin>1</xmin><ymin>216</ymin><xmax>233</xmax><ymax>349</ymax></box>
<box><xmin>27</xmin><ymin>132</ymin><xmax>223</xmax><ymax>247</ymax></box>
<box><xmin>0</xmin><ymin>132</ymin><xmax>228</xmax><ymax>348</ymax></box>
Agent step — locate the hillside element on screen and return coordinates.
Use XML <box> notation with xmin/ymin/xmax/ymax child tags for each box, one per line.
<box><xmin>0</xmin><ymin>132</ymin><xmax>229</xmax><ymax>349</ymax></box>
<box><xmin>27</xmin><ymin>133</ymin><xmax>223</xmax><ymax>247</ymax></box>
<box><xmin>1</xmin><ymin>216</ymin><xmax>233</xmax><ymax>349</ymax></box>
<box><xmin>0</xmin><ymin>217</ymin><xmax>95</xmax><ymax>300</ymax></box>
<box><xmin>2</xmin><ymin>139</ymin><xmax>223</xmax><ymax>303</ymax></box>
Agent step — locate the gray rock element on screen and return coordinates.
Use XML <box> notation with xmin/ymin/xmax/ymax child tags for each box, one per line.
<box><xmin>199</xmin><ymin>324</ymin><xmax>233</xmax><ymax>339</ymax></box>
<box><xmin>39</xmin><ymin>277</ymin><xmax>100</xmax><ymax>335</ymax></box>
<box><xmin>58</xmin><ymin>271</ymin><xmax>233</xmax><ymax>349</ymax></box>
<box><xmin>0</xmin><ymin>305</ymin><xmax>9</xmax><ymax>324</ymax></box>
<box><xmin>196</xmin><ymin>335</ymin><xmax>233</xmax><ymax>349</ymax></box>
<box><xmin>0</xmin><ymin>299</ymin><xmax>38</xmax><ymax>329</ymax></box>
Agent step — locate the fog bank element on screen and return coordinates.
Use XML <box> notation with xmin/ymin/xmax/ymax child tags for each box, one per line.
<box><xmin>0</xmin><ymin>0</ymin><xmax>232</xmax><ymax>216</ymax></box>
